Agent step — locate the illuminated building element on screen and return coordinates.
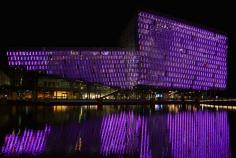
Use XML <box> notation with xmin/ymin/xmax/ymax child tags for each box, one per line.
<box><xmin>137</xmin><ymin>12</ymin><xmax>227</xmax><ymax>90</ymax></box>
<box><xmin>6</xmin><ymin>11</ymin><xmax>227</xmax><ymax>90</ymax></box>
<box><xmin>7</xmin><ymin>50</ymin><xmax>138</xmax><ymax>89</ymax></box>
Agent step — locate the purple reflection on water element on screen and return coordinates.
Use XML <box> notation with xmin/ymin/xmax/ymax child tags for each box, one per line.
<box><xmin>167</xmin><ymin>112</ymin><xmax>230</xmax><ymax>158</ymax></box>
<box><xmin>1</xmin><ymin>125</ymin><xmax>51</xmax><ymax>156</ymax></box>
<box><xmin>100</xmin><ymin>111</ymin><xmax>230</xmax><ymax>158</ymax></box>
<box><xmin>1</xmin><ymin>110</ymin><xmax>230</xmax><ymax>157</ymax></box>
<box><xmin>100</xmin><ymin>111</ymin><xmax>154</xmax><ymax>158</ymax></box>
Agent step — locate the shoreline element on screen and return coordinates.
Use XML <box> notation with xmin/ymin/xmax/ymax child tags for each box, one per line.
<box><xmin>1</xmin><ymin>99</ymin><xmax>236</xmax><ymax>106</ymax></box>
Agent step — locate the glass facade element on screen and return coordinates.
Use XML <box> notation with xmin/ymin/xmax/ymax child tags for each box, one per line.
<box><xmin>0</xmin><ymin>70</ymin><xmax>10</xmax><ymax>86</ymax></box>
<box><xmin>6</xmin><ymin>11</ymin><xmax>228</xmax><ymax>90</ymax></box>
<box><xmin>7</xmin><ymin>50</ymin><xmax>139</xmax><ymax>89</ymax></box>
<box><xmin>137</xmin><ymin>12</ymin><xmax>227</xmax><ymax>90</ymax></box>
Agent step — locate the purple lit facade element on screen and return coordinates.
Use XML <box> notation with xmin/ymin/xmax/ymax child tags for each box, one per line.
<box><xmin>7</xmin><ymin>50</ymin><xmax>138</xmax><ymax>89</ymax></box>
<box><xmin>6</xmin><ymin>11</ymin><xmax>228</xmax><ymax>90</ymax></box>
<box><xmin>1</xmin><ymin>126</ymin><xmax>51</xmax><ymax>156</ymax></box>
<box><xmin>137</xmin><ymin>12</ymin><xmax>227</xmax><ymax>90</ymax></box>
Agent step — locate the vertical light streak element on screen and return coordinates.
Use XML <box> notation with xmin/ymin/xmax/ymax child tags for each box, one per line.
<box><xmin>1</xmin><ymin>125</ymin><xmax>51</xmax><ymax>156</ymax></box>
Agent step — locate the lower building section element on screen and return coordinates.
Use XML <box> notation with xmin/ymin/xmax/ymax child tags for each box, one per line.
<box><xmin>0</xmin><ymin>74</ymin><xmax>224</xmax><ymax>101</ymax></box>
<box><xmin>7</xmin><ymin>50</ymin><xmax>139</xmax><ymax>89</ymax></box>
<box><xmin>6</xmin><ymin>47</ymin><xmax>226</xmax><ymax>91</ymax></box>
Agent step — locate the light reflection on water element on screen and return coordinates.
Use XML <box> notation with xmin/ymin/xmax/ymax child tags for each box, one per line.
<box><xmin>0</xmin><ymin>104</ymin><xmax>233</xmax><ymax>157</ymax></box>
<box><xmin>1</xmin><ymin>125</ymin><xmax>51</xmax><ymax>156</ymax></box>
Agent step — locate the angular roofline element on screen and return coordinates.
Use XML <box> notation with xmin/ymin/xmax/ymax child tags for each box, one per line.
<box><xmin>7</xmin><ymin>47</ymin><xmax>136</xmax><ymax>52</ymax></box>
<box><xmin>137</xmin><ymin>9</ymin><xmax>228</xmax><ymax>37</ymax></box>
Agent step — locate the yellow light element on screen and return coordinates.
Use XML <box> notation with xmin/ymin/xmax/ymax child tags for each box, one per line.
<box><xmin>53</xmin><ymin>105</ymin><xmax>67</xmax><ymax>112</ymax></box>
<box><xmin>81</xmin><ymin>105</ymin><xmax>98</xmax><ymax>110</ymax></box>
<box><xmin>53</xmin><ymin>91</ymin><xmax>68</xmax><ymax>99</ymax></box>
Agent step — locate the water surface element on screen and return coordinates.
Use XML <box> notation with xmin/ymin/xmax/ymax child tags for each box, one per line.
<box><xmin>0</xmin><ymin>104</ymin><xmax>235</xmax><ymax>157</ymax></box>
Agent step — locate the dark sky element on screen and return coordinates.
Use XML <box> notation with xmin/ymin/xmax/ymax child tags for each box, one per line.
<box><xmin>1</xmin><ymin>0</ymin><xmax>235</xmax><ymax>95</ymax></box>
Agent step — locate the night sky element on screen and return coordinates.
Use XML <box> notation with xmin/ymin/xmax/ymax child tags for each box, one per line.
<box><xmin>1</xmin><ymin>0</ymin><xmax>235</xmax><ymax>95</ymax></box>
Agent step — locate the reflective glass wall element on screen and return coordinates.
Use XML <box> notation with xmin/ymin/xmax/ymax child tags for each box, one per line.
<box><xmin>7</xmin><ymin>11</ymin><xmax>228</xmax><ymax>90</ymax></box>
